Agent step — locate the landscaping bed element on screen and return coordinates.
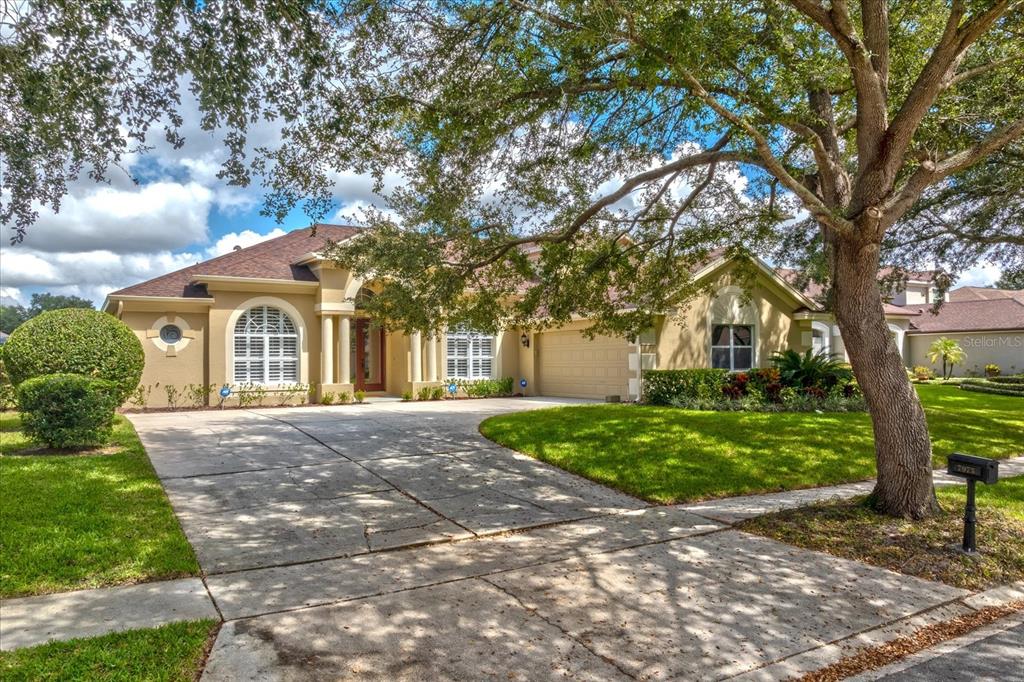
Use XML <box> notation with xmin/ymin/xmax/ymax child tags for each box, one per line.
<box><xmin>478</xmin><ymin>385</ymin><xmax>1024</xmax><ymax>504</ymax></box>
<box><xmin>0</xmin><ymin>619</ymin><xmax>218</xmax><ymax>682</ymax></box>
<box><xmin>0</xmin><ymin>412</ymin><xmax>199</xmax><ymax>598</ymax></box>
<box><xmin>739</xmin><ymin>475</ymin><xmax>1024</xmax><ymax>591</ymax></box>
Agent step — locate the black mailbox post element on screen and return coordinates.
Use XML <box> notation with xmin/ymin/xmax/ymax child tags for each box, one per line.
<box><xmin>946</xmin><ymin>453</ymin><xmax>1000</xmax><ymax>554</ymax></box>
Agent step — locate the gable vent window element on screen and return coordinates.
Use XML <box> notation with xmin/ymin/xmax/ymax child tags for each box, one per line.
<box><xmin>446</xmin><ymin>328</ymin><xmax>494</xmax><ymax>380</ymax></box>
<box><xmin>233</xmin><ymin>305</ymin><xmax>299</xmax><ymax>384</ymax></box>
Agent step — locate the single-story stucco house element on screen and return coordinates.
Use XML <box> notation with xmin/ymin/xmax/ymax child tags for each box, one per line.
<box><xmin>103</xmin><ymin>225</ymin><xmax>1023</xmax><ymax>406</ymax></box>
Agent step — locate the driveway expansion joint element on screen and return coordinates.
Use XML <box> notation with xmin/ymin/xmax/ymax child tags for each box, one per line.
<box><xmin>479</xmin><ymin>575</ymin><xmax>639</xmax><ymax>681</ymax></box>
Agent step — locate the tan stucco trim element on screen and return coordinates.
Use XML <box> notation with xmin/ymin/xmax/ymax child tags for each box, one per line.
<box><xmin>103</xmin><ymin>295</ymin><xmax>214</xmax><ymax>315</ymax></box>
<box><xmin>315</xmin><ymin>302</ymin><xmax>356</xmax><ymax>314</ymax></box>
<box><xmin>194</xmin><ymin>275</ymin><xmax>320</xmax><ymax>293</ymax></box>
<box><xmin>223</xmin><ymin>296</ymin><xmax>311</xmax><ymax>387</ymax></box>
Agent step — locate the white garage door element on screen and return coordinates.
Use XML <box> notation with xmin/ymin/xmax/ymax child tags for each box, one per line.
<box><xmin>537</xmin><ymin>330</ymin><xmax>631</xmax><ymax>399</ymax></box>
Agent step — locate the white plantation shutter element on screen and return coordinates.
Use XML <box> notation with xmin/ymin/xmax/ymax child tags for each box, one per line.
<box><xmin>233</xmin><ymin>306</ymin><xmax>299</xmax><ymax>384</ymax></box>
<box><xmin>445</xmin><ymin>328</ymin><xmax>495</xmax><ymax>380</ymax></box>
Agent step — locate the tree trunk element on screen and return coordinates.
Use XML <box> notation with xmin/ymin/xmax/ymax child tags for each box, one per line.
<box><xmin>832</xmin><ymin>235</ymin><xmax>939</xmax><ymax>519</ymax></box>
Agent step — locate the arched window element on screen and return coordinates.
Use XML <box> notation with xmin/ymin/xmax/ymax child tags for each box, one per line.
<box><xmin>233</xmin><ymin>305</ymin><xmax>299</xmax><ymax>383</ymax></box>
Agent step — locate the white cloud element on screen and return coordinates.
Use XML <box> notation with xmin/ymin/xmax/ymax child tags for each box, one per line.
<box><xmin>0</xmin><ymin>286</ymin><xmax>26</xmax><ymax>307</ymax></box>
<box><xmin>21</xmin><ymin>181</ymin><xmax>214</xmax><ymax>254</ymax></box>
<box><xmin>957</xmin><ymin>261</ymin><xmax>1002</xmax><ymax>288</ymax></box>
<box><xmin>0</xmin><ymin>228</ymin><xmax>294</xmax><ymax>306</ymax></box>
<box><xmin>207</xmin><ymin>228</ymin><xmax>287</xmax><ymax>256</ymax></box>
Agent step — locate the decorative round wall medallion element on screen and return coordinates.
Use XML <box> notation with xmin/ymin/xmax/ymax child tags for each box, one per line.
<box><xmin>150</xmin><ymin>316</ymin><xmax>192</xmax><ymax>352</ymax></box>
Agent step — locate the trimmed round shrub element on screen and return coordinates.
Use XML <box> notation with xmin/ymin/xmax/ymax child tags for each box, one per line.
<box><xmin>3</xmin><ymin>309</ymin><xmax>144</xmax><ymax>403</ymax></box>
<box><xmin>16</xmin><ymin>374</ymin><xmax>120</xmax><ymax>448</ymax></box>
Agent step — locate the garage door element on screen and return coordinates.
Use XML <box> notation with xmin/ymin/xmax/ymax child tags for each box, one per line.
<box><xmin>536</xmin><ymin>330</ymin><xmax>631</xmax><ymax>399</ymax></box>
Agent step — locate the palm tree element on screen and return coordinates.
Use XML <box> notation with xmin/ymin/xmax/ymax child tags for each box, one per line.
<box><xmin>927</xmin><ymin>338</ymin><xmax>967</xmax><ymax>380</ymax></box>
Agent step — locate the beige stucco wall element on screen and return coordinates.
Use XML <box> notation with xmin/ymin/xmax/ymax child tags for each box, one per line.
<box><xmin>907</xmin><ymin>331</ymin><xmax>1024</xmax><ymax>376</ymax></box>
<box><xmin>122</xmin><ymin>309</ymin><xmax>208</xmax><ymax>408</ymax></box>
<box><xmin>206</xmin><ymin>289</ymin><xmax>319</xmax><ymax>391</ymax></box>
<box><xmin>655</xmin><ymin>266</ymin><xmax>800</xmax><ymax>370</ymax></box>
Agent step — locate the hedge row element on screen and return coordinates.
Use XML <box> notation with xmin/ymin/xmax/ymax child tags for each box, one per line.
<box><xmin>642</xmin><ymin>369</ymin><xmax>728</xmax><ymax>405</ymax></box>
<box><xmin>988</xmin><ymin>375</ymin><xmax>1024</xmax><ymax>385</ymax></box>
<box><xmin>960</xmin><ymin>379</ymin><xmax>1024</xmax><ymax>397</ymax></box>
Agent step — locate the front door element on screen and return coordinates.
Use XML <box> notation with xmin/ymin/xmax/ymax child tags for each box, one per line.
<box><xmin>353</xmin><ymin>319</ymin><xmax>386</xmax><ymax>391</ymax></box>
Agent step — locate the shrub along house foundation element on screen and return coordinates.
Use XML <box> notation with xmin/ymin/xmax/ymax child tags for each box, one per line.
<box><xmin>104</xmin><ymin>225</ymin><xmax>1010</xmax><ymax>408</ymax></box>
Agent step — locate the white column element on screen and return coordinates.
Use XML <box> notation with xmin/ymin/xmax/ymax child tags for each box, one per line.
<box><xmin>410</xmin><ymin>330</ymin><xmax>423</xmax><ymax>382</ymax></box>
<box><xmin>339</xmin><ymin>316</ymin><xmax>351</xmax><ymax>384</ymax></box>
<box><xmin>426</xmin><ymin>334</ymin><xmax>438</xmax><ymax>382</ymax></box>
<box><xmin>321</xmin><ymin>315</ymin><xmax>334</xmax><ymax>384</ymax></box>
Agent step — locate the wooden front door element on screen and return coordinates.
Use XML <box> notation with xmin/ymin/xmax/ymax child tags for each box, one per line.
<box><xmin>353</xmin><ymin>319</ymin><xmax>386</xmax><ymax>391</ymax></box>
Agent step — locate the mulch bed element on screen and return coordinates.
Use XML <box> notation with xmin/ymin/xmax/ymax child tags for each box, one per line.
<box><xmin>798</xmin><ymin>600</ymin><xmax>1023</xmax><ymax>681</ymax></box>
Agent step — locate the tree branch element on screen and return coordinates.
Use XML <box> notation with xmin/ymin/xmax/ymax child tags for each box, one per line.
<box><xmin>883</xmin><ymin>117</ymin><xmax>1024</xmax><ymax>225</ymax></box>
<box><xmin>442</xmin><ymin>137</ymin><xmax>742</xmax><ymax>271</ymax></box>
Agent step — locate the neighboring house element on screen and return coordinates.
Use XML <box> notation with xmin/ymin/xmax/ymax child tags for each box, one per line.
<box><xmin>901</xmin><ymin>287</ymin><xmax>1024</xmax><ymax>377</ymax></box>
<box><xmin>103</xmin><ymin>225</ymin><xmax>1019</xmax><ymax>406</ymax></box>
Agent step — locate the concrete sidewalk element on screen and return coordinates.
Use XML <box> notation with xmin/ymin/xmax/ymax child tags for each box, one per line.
<box><xmin>0</xmin><ymin>579</ymin><xmax>218</xmax><ymax>651</ymax></box>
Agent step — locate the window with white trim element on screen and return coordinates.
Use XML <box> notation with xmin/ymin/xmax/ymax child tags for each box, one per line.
<box><xmin>233</xmin><ymin>306</ymin><xmax>299</xmax><ymax>383</ymax></box>
<box><xmin>711</xmin><ymin>324</ymin><xmax>753</xmax><ymax>371</ymax></box>
<box><xmin>445</xmin><ymin>328</ymin><xmax>494</xmax><ymax>379</ymax></box>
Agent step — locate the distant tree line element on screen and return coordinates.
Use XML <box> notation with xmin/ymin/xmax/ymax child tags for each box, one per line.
<box><xmin>0</xmin><ymin>294</ymin><xmax>93</xmax><ymax>334</ymax></box>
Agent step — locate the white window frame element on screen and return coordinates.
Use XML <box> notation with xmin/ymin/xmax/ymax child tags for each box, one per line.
<box><xmin>233</xmin><ymin>305</ymin><xmax>299</xmax><ymax>384</ymax></box>
<box><xmin>711</xmin><ymin>324</ymin><xmax>754</xmax><ymax>371</ymax></box>
<box><xmin>810</xmin><ymin>321</ymin><xmax>831</xmax><ymax>357</ymax></box>
<box><xmin>445</xmin><ymin>328</ymin><xmax>495</xmax><ymax>380</ymax></box>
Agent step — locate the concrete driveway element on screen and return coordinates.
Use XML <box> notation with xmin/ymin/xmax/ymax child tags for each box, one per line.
<box><xmin>130</xmin><ymin>399</ymin><xmax>970</xmax><ymax>681</ymax></box>
<box><xmin>133</xmin><ymin>398</ymin><xmax>643</xmax><ymax>574</ymax></box>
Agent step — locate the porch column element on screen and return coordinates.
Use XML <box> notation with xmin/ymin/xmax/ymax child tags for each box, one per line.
<box><xmin>339</xmin><ymin>315</ymin><xmax>351</xmax><ymax>384</ymax></box>
<box><xmin>426</xmin><ymin>334</ymin><xmax>438</xmax><ymax>382</ymax></box>
<box><xmin>321</xmin><ymin>315</ymin><xmax>334</xmax><ymax>384</ymax></box>
<box><xmin>411</xmin><ymin>330</ymin><xmax>423</xmax><ymax>382</ymax></box>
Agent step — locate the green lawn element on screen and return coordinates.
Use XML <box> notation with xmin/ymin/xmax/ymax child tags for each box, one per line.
<box><xmin>740</xmin><ymin>475</ymin><xmax>1024</xmax><ymax>590</ymax></box>
<box><xmin>0</xmin><ymin>412</ymin><xmax>200</xmax><ymax>598</ymax></box>
<box><xmin>479</xmin><ymin>385</ymin><xmax>1023</xmax><ymax>504</ymax></box>
<box><xmin>0</xmin><ymin>620</ymin><xmax>218</xmax><ymax>682</ymax></box>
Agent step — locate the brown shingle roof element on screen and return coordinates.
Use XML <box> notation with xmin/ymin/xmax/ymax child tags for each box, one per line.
<box><xmin>110</xmin><ymin>225</ymin><xmax>361</xmax><ymax>298</ymax></box>
<box><xmin>907</xmin><ymin>298</ymin><xmax>1024</xmax><ymax>333</ymax></box>
<box><xmin>949</xmin><ymin>286</ymin><xmax>1024</xmax><ymax>302</ymax></box>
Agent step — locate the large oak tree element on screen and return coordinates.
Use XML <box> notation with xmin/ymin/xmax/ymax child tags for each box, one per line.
<box><xmin>2</xmin><ymin>1</ymin><xmax>1022</xmax><ymax>517</ymax></box>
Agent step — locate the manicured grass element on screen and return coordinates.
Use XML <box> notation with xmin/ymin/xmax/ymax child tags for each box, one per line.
<box><xmin>0</xmin><ymin>620</ymin><xmax>218</xmax><ymax>682</ymax></box>
<box><xmin>479</xmin><ymin>385</ymin><xmax>1023</xmax><ymax>504</ymax></box>
<box><xmin>0</xmin><ymin>413</ymin><xmax>199</xmax><ymax>598</ymax></box>
<box><xmin>739</xmin><ymin>475</ymin><xmax>1024</xmax><ymax>590</ymax></box>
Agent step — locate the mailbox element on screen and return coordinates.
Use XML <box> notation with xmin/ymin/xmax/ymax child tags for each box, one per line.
<box><xmin>947</xmin><ymin>453</ymin><xmax>999</xmax><ymax>485</ymax></box>
<box><xmin>946</xmin><ymin>453</ymin><xmax>1000</xmax><ymax>555</ymax></box>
